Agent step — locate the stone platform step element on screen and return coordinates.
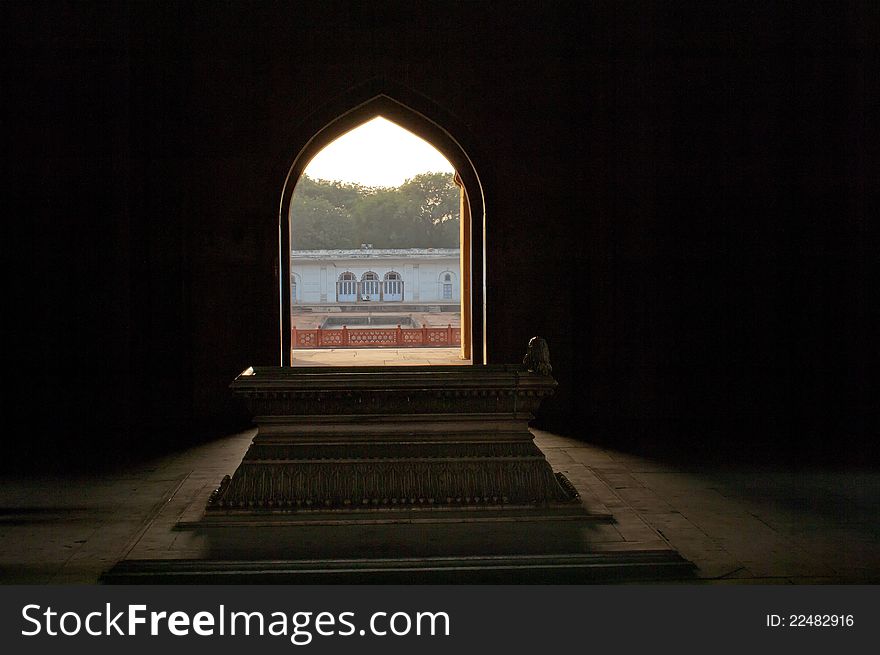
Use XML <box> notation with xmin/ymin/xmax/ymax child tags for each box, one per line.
<box><xmin>103</xmin><ymin>550</ymin><xmax>695</xmax><ymax>584</ymax></box>
<box><xmin>188</xmin><ymin>503</ymin><xmax>611</xmax><ymax>527</ymax></box>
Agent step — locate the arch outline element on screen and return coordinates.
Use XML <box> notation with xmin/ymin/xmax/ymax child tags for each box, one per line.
<box><xmin>278</xmin><ymin>82</ymin><xmax>487</xmax><ymax>364</ymax></box>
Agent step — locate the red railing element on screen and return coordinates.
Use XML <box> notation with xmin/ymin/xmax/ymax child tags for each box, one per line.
<box><xmin>293</xmin><ymin>325</ymin><xmax>460</xmax><ymax>349</ymax></box>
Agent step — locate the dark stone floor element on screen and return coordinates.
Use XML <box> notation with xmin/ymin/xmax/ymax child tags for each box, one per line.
<box><xmin>1</xmin><ymin>429</ymin><xmax>877</xmax><ymax>583</ymax></box>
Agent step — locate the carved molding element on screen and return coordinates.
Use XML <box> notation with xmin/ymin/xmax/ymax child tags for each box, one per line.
<box><xmin>207</xmin><ymin>458</ymin><xmax>573</xmax><ymax>511</ymax></box>
<box><xmin>243</xmin><ymin>441</ymin><xmax>541</xmax><ymax>461</ymax></box>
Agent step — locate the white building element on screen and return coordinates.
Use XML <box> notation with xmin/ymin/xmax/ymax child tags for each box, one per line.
<box><xmin>291</xmin><ymin>248</ymin><xmax>460</xmax><ymax>307</ymax></box>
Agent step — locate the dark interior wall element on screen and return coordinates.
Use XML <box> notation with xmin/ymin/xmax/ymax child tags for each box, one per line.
<box><xmin>4</xmin><ymin>2</ymin><xmax>877</xmax><ymax>469</ymax></box>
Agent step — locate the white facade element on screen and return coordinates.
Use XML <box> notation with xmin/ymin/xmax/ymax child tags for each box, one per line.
<box><xmin>291</xmin><ymin>248</ymin><xmax>460</xmax><ymax>305</ymax></box>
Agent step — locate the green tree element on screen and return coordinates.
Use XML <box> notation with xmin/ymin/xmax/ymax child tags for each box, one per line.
<box><xmin>300</xmin><ymin>176</ymin><xmax>365</xmax><ymax>213</ymax></box>
<box><xmin>290</xmin><ymin>172</ymin><xmax>460</xmax><ymax>249</ymax></box>
<box><xmin>398</xmin><ymin>172</ymin><xmax>460</xmax><ymax>247</ymax></box>
<box><xmin>290</xmin><ymin>193</ymin><xmax>355</xmax><ymax>249</ymax></box>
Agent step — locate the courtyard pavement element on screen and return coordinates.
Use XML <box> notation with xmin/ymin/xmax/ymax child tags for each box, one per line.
<box><xmin>291</xmin><ymin>347</ymin><xmax>467</xmax><ymax>366</ymax></box>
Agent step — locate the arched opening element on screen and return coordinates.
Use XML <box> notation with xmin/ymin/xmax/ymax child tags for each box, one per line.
<box><xmin>280</xmin><ymin>92</ymin><xmax>485</xmax><ymax>366</ymax></box>
<box><xmin>359</xmin><ymin>271</ymin><xmax>381</xmax><ymax>302</ymax></box>
<box><xmin>383</xmin><ymin>271</ymin><xmax>403</xmax><ymax>302</ymax></box>
<box><xmin>290</xmin><ymin>272</ymin><xmax>301</xmax><ymax>305</ymax></box>
<box><xmin>439</xmin><ymin>270</ymin><xmax>457</xmax><ymax>301</ymax></box>
<box><xmin>337</xmin><ymin>271</ymin><xmax>357</xmax><ymax>303</ymax></box>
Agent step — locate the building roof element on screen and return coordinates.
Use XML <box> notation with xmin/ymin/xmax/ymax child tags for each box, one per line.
<box><xmin>291</xmin><ymin>248</ymin><xmax>459</xmax><ymax>260</ymax></box>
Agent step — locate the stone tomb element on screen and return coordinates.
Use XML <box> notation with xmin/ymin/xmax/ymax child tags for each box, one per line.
<box><xmin>105</xmin><ymin>361</ymin><xmax>692</xmax><ymax>582</ymax></box>
<box><xmin>208</xmin><ymin>365</ymin><xmax>577</xmax><ymax>519</ymax></box>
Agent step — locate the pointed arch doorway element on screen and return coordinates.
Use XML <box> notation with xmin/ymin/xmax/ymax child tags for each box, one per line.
<box><xmin>278</xmin><ymin>92</ymin><xmax>485</xmax><ymax>366</ymax></box>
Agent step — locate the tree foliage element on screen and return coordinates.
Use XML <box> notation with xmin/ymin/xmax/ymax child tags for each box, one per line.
<box><xmin>290</xmin><ymin>172</ymin><xmax>460</xmax><ymax>249</ymax></box>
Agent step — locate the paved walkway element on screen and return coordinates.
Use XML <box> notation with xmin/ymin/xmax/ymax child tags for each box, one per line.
<box><xmin>293</xmin><ymin>311</ymin><xmax>461</xmax><ymax>330</ymax></box>
<box><xmin>291</xmin><ymin>347</ymin><xmax>467</xmax><ymax>366</ymax></box>
<box><xmin>1</xmin><ymin>430</ymin><xmax>877</xmax><ymax>583</ymax></box>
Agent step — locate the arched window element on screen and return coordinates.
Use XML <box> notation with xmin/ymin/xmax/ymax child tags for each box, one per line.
<box><xmin>337</xmin><ymin>271</ymin><xmax>357</xmax><ymax>303</ymax></box>
<box><xmin>440</xmin><ymin>271</ymin><xmax>456</xmax><ymax>301</ymax></box>
<box><xmin>291</xmin><ymin>273</ymin><xmax>301</xmax><ymax>305</ymax></box>
<box><xmin>383</xmin><ymin>271</ymin><xmax>403</xmax><ymax>302</ymax></box>
<box><xmin>360</xmin><ymin>271</ymin><xmax>381</xmax><ymax>302</ymax></box>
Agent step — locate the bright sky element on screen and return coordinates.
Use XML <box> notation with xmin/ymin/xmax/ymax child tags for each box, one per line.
<box><xmin>303</xmin><ymin>116</ymin><xmax>455</xmax><ymax>187</ymax></box>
